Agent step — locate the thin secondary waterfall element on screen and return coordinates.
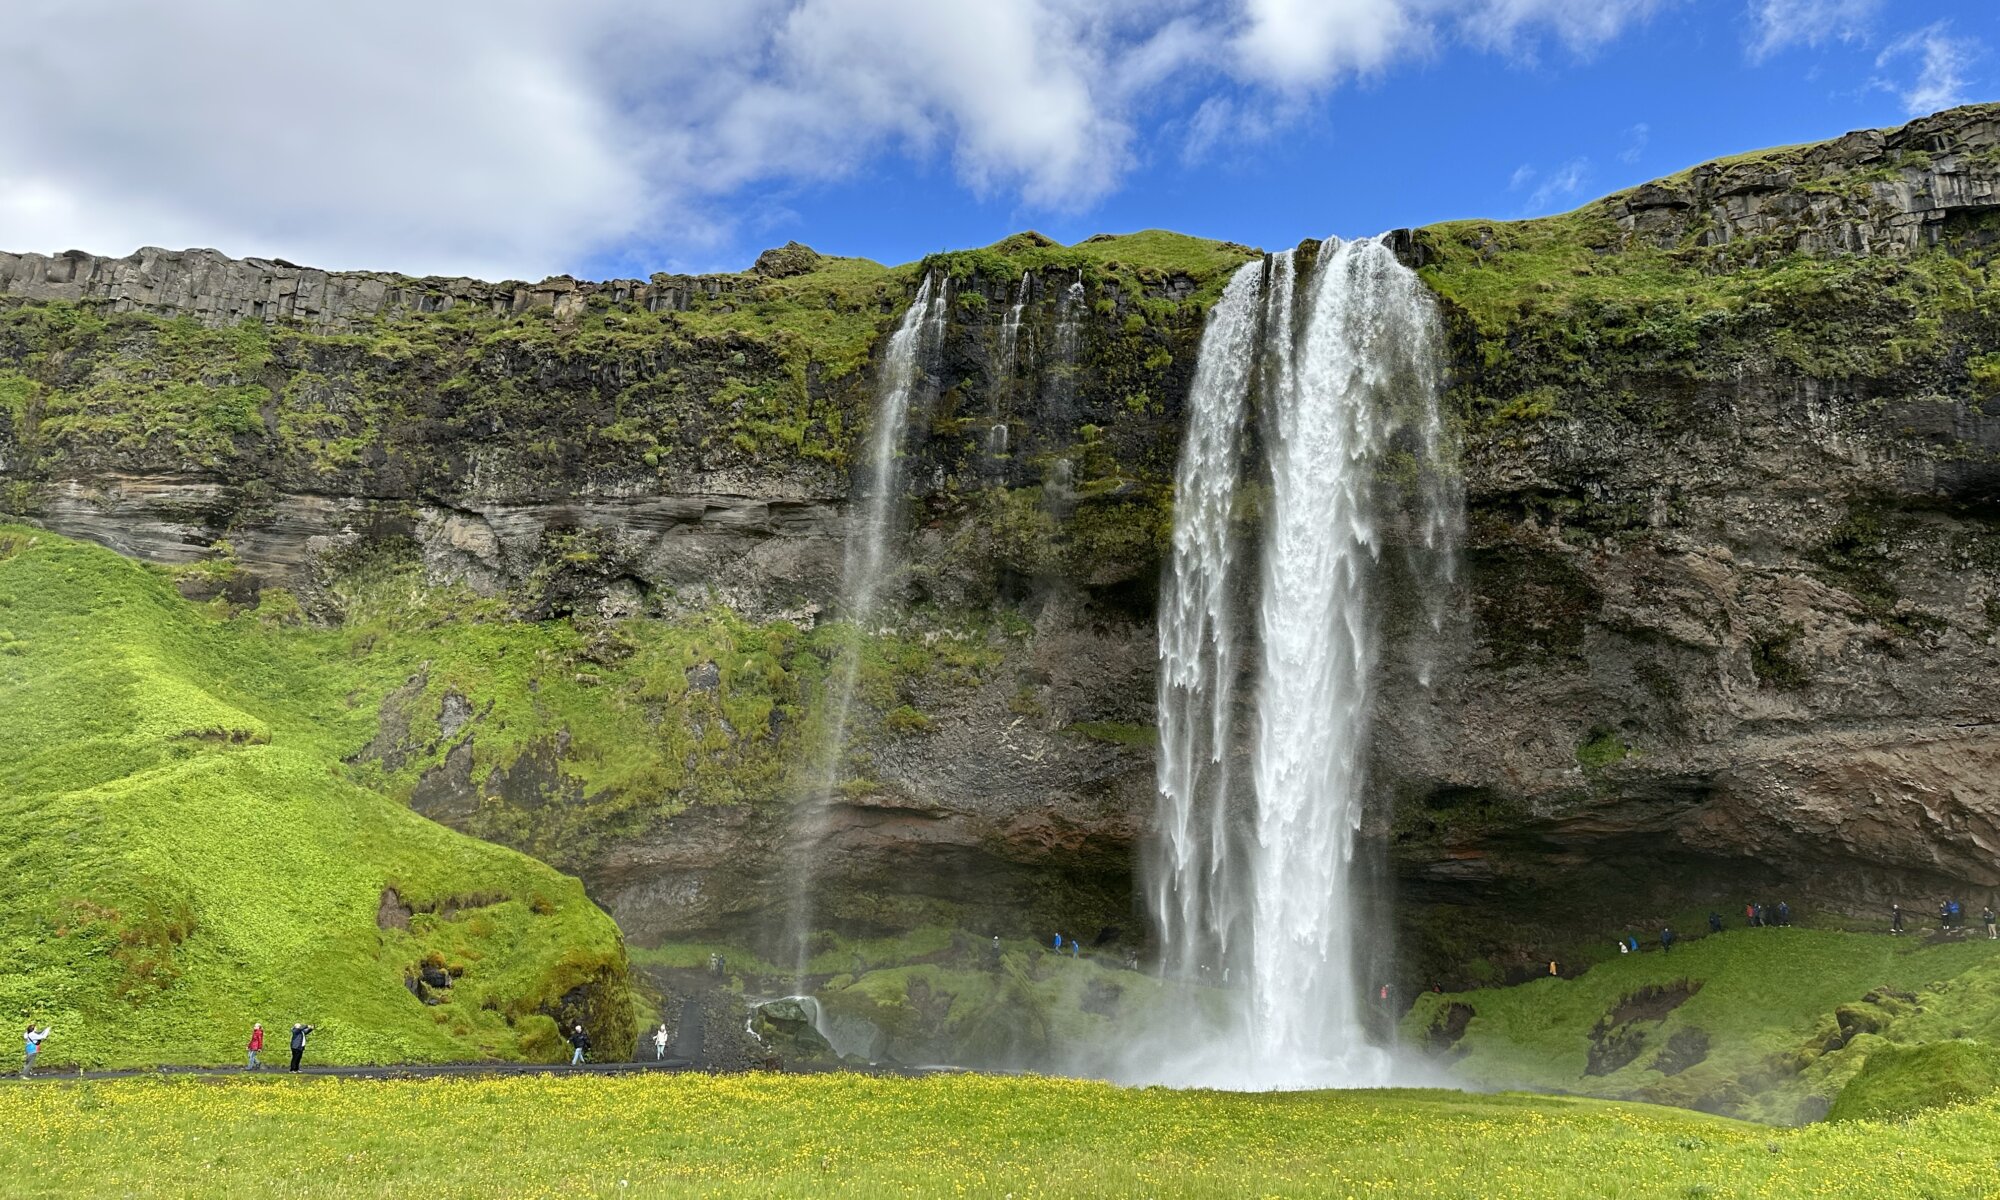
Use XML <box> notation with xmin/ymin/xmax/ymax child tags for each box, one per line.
<box><xmin>1144</xmin><ymin>237</ymin><xmax>1460</xmax><ymax>1089</ymax></box>
<box><xmin>989</xmin><ymin>272</ymin><xmax>1030</xmax><ymax>469</ymax></box>
<box><xmin>784</xmin><ymin>273</ymin><xmax>950</xmax><ymax>977</ymax></box>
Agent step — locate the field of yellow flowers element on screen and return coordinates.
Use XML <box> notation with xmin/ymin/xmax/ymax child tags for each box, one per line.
<box><xmin>0</xmin><ymin>1071</ymin><xmax>1996</xmax><ymax>1198</ymax></box>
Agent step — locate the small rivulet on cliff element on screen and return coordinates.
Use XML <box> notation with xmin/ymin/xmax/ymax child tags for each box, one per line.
<box><xmin>2</xmin><ymin>103</ymin><xmax>1997</xmax><ymax>1045</ymax></box>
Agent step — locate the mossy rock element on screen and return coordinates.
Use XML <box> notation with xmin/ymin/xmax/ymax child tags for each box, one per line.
<box><xmin>1828</xmin><ymin>1039</ymin><xmax>2000</xmax><ymax>1122</ymax></box>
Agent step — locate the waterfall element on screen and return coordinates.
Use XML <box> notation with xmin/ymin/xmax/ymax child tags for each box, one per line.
<box><xmin>1149</xmin><ymin>258</ymin><xmax>1265</xmax><ymax>984</ymax></box>
<box><xmin>988</xmin><ymin>272</ymin><xmax>1030</xmax><ymax>475</ymax></box>
<box><xmin>1045</xmin><ymin>273</ymin><xmax>1085</xmax><ymax>424</ymax></box>
<box><xmin>1143</xmin><ymin>237</ymin><xmax>1460</xmax><ymax>1089</ymax></box>
<box><xmin>783</xmin><ymin>272</ymin><xmax>950</xmax><ymax>978</ymax></box>
<box><xmin>997</xmin><ymin>270</ymin><xmax>1029</xmax><ymax>382</ymax></box>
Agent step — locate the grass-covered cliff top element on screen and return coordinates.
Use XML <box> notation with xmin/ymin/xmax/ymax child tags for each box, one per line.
<box><xmin>0</xmin><ymin>527</ymin><xmax>635</xmax><ymax>1067</ymax></box>
<box><xmin>1413</xmin><ymin>101</ymin><xmax>2000</xmax><ymax>427</ymax></box>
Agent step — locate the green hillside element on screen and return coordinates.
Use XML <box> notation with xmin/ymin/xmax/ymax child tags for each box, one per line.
<box><xmin>1404</xmin><ymin>927</ymin><xmax>2000</xmax><ymax>1124</ymax></box>
<box><xmin>0</xmin><ymin>526</ymin><xmax>633</xmax><ymax>1068</ymax></box>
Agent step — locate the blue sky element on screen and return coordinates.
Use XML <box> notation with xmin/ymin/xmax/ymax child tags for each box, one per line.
<box><xmin>5</xmin><ymin>1</ymin><xmax>1996</xmax><ymax>281</ymax></box>
<box><xmin>664</xmin><ymin>1</ymin><xmax>1999</xmax><ymax>275</ymax></box>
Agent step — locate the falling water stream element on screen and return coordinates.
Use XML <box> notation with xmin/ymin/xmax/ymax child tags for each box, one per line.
<box><xmin>1144</xmin><ymin>237</ymin><xmax>1460</xmax><ymax>1088</ymax></box>
<box><xmin>783</xmin><ymin>273</ymin><xmax>950</xmax><ymax>980</ymax></box>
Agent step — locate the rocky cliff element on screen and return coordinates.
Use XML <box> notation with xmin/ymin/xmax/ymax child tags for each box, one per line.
<box><xmin>5</xmin><ymin>104</ymin><xmax>1999</xmax><ymax>987</ymax></box>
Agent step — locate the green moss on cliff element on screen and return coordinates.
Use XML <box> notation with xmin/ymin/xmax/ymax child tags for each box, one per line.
<box><xmin>1415</xmin><ymin>160</ymin><xmax>2000</xmax><ymax>435</ymax></box>
<box><xmin>925</xmin><ymin>229</ymin><xmax>1255</xmax><ymax>304</ymax></box>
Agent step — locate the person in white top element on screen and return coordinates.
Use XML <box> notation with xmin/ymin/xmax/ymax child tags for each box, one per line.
<box><xmin>652</xmin><ymin>1023</ymin><xmax>670</xmax><ymax>1061</ymax></box>
<box><xmin>21</xmin><ymin>1025</ymin><xmax>51</xmax><ymax>1078</ymax></box>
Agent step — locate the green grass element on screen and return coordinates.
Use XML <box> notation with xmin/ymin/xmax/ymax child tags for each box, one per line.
<box><xmin>1829</xmin><ymin>1041</ymin><xmax>2000</xmax><ymax>1123</ymax></box>
<box><xmin>1404</xmin><ymin>928</ymin><xmax>2000</xmax><ymax>1124</ymax></box>
<box><xmin>4</xmin><ymin>1072</ymin><xmax>2000</xmax><ymax>1198</ymax></box>
<box><xmin>0</xmin><ymin>527</ymin><xmax>633</xmax><ymax>1068</ymax></box>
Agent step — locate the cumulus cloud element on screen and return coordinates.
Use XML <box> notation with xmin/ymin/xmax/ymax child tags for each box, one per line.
<box><xmin>0</xmin><ymin>0</ymin><xmax>647</xmax><ymax>279</ymax></box>
<box><xmin>1</xmin><ymin>0</ymin><xmax>1681</xmax><ymax>278</ymax></box>
<box><xmin>1745</xmin><ymin>0</ymin><xmax>1883</xmax><ymax>62</ymax></box>
<box><xmin>1875</xmin><ymin>23</ymin><xmax>1984</xmax><ymax>116</ymax></box>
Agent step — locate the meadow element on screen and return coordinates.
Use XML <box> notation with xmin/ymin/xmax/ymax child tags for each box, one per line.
<box><xmin>1</xmin><ymin>1071</ymin><xmax>1996</xmax><ymax>1198</ymax></box>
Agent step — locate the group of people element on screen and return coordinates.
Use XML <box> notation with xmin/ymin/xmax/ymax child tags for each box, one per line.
<box><xmin>1741</xmin><ymin>901</ymin><xmax>1791</xmax><ymax>927</ymax></box>
<box><xmin>244</xmin><ymin>1022</ymin><xmax>317</xmax><ymax>1072</ymax></box>
<box><xmin>1890</xmin><ymin>901</ymin><xmax>1998</xmax><ymax>938</ymax></box>
<box><xmin>1606</xmin><ymin>903</ymin><xmax>1802</xmax><ymax>959</ymax></box>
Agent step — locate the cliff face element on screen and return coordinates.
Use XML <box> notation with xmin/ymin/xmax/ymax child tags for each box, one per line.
<box><xmin>5</xmin><ymin>106</ymin><xmax>1999</xmax><ymax>981</ymax></box>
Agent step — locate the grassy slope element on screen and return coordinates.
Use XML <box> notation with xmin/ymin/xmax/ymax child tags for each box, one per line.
<box><xmin>0</xmin><ymin>528</ymin><xmax>632</xmax><ymax>1068</ymax></box>
<box><xmin>1</xmin><ymin>1072</ymin><xmax>1997</xmax><ymax>1198</ymax></box>
<box><xmin>1404</xmin><ymin>928</ymin><xmax>2000</xmax><ymax>1124</ymax></box>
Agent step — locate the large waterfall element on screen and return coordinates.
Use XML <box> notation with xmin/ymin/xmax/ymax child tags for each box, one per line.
<box><xmin>784</xmin><ymin>273</ymin><xmax>950</xmax><ymax>977</ymax></box>
<box><xmin>1144</xmin><ymin>237</ymin><xmax>1460</xmax><ymax>1089</ymax></box>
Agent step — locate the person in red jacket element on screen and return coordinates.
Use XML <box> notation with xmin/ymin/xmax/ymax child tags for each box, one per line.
<box><xmin>247</xmin><ymin>1023</ymin><xmax>264</xmax><ymax>1071</ymax></box>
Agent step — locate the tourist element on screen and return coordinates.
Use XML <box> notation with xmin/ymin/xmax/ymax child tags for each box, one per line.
<box><xmin>1743</xmin><ymin>902</ymin><xmax>1755</xmax><ymax>926</ymax></box>
<box><xmin>1548</xmin><ymin>961</ymin><xmax>1558</xmax><ymax>976</ymax></box>
<box><xmin>247</xmin><ymin>1022</ymin><xmax>264</xmax><ymax>1071</ymax></box>
<box><xmin>1070</xmin><ymin>938</ymin><xmax>1080</xmax><ymax>959</ymax></box>
<box><xmin>288</xmin><ymin>1023</ymin><xmax>314</xmax><ymax>1073</ymax></box>
<box><xmin>1617</xmin><ymin>939</ymin><xmax>1628</xmax><ymax>955</ymax></box>
<box><xmin>21</xmin><ymin>1025</ymin><xmax>50</xmax><ymax>1078</ymax></box>
<box><xmin>652</xmin><ymin>1023</ymin><xmax>670</xmax><ymax>1061</ymax></box>
<box><xmin>1708</xmin><ymin>912</ymin><xmax>1723</xmax><ymax>934</ymax></box>
<box><xmin>1753</xmin><ymin>904</ymin><xmax>1766</xmax><ymax>927</ymax></box>
<box><xmin>1627</xmin><ymin>935</ymin><xmax>1639</xmax><ymax>954</ymax></box>
<box><xmin>1891</xmin><ymin>903</ymin><xmax>1904</xmax><ymax>935</ymax></box>
<box><xmin>1986</xmin><ymin>907</ymin><xmax>1997</xmax><ymax>940</ymax></box>
<box><xmin>569</xmin><ymin>1024</ymin><xmax>591</xmax><ymax>1065</ymax></box>
<box><xmin>1052</xmin><ymin>933</ymin><xmax>1063</xmax><ymax>952</ymax></box>
<box><xmin>1776</xmin><ymin>901</ymin><xmax>1790</xmax><ymax>927</ymax></box>
<box><xmin>1660</xmin><ymin>927</ymin><xmax>1676</xmax><ymax>954</ymax></box>
<box><xmin>1939</xmin><ymin>899</ymin><xmax>1952</xmax><ymax>930</ymax></box>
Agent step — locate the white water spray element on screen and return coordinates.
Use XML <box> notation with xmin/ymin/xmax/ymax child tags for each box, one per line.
<box><xmin>1142</xmin><ymin>238</ymin><xmax>1460</xmax><ymax>1089</ymax></box>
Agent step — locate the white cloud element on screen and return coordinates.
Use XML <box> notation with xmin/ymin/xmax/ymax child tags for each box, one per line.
<box><xmin>1233</xmin><ymin>0</ymin><xmax>1424</xmax><ymax>87</ymax></box>
<box><xmin>1875</xmin><ymin>23</ymin><xmax>1984</xmax><ymax>116</ymax></box>
<box><xmin>0</xmin><ymin>0</ymin><xmax>647</xmax><ymax>279</ymax></box>
<box><xmin>1508</xmin><ymin>164</ymin><xmax>1538</xmax><ymax>190</ymax></box>
<box><xmin>1618</xmin><ymin>122</ymin><xmax>1650</xmax><ymax>164</ymax></box>
<box><xmin>1746</xmin><ymin>0</ymin><xmax>1883</xmax><ymax>62</ymax></box>
<box><xmin>1452</xmin><ymin>0</ymin><xmax>1670</xmax><ymax>56</ymax></box>
<box><xmin>1527</xmin><ymin>157</ymin><xmax>1591</xmax><ymax>210</ymax></box>
<box><xmin>0</xmin><ymin>0</ymin><xmax>1684</xmax><ymax>278</ymax></box>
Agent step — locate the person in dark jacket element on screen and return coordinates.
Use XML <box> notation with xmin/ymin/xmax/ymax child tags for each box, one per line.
<box><xmin>1708</xmin><ymin>912</ymin><xmax>1723</xmax><ymax>934</ymax></box>
<box><xmin>1776</xmin><ymin>901</ymin><xmax>1790</xmax><ymax>927</ymax></box>
<box><xmin>568</xmin><ymin>1024</ymin><xmax>591</xmax><ymax>1065</ymax></box>
<box><xmin>1660</xmin><ymin>927</ymin><xmax>1676</xmax><ymax>954</ymax></box>
<box><xmin>1891</xmin><ymin>903</ymin><xmax>1904</xmax><ymax>935</ymax></box>
<box><xmin>288</xmin><ymin>1023</ymin><xmax>314</xmax><ymax>1072</ymax></box>
<box><xmin>1985</xmin><ymin>907</ymin><xmax>1997</xmax><ymax>941</ymax></box>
